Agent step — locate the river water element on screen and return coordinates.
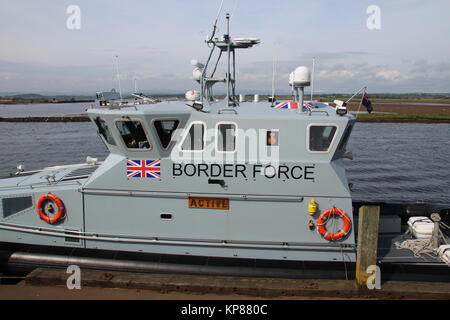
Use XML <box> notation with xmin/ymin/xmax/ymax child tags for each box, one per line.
<box><xmin>1</xmin><ymin>103</ymin><xmax>449</xmax><ymax>207</ymax></box>
<box><xmin>0</xmin><ymin>102</ymin><xmax>92</xmax><ymax>117</ymax></box>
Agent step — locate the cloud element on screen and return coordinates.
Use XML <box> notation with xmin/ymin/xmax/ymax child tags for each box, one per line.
<box><xmin>317</xmin><ymin>69</ymin><xmax>357</xmax><ymax>79</ymax></box>
<box><xmin>1</xmin><ymin>1</ymin><xmax>450</xmax><ymax>93</ymax></box>
<box><xmin>410</xmin><ymin>59</ymin><xmax>429</xmax><ymax>74</ymax></box>
<box><xmin>376</xmin><ymin>70</ymin><xmax>409</xmax><ymax>82</ymax></box>
<box><xmin>433</xmin><ymin>62</ymin><xmax>450</xmax><ymax>73</ymax></box>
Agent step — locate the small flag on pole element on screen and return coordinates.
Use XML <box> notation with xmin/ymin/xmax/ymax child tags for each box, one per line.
<box><xmin>362</xmin><ymin>93</ymin><xmax>373</xmax><ymax>114</ymax></box>
<box><xmin>302</xmin><ymin>101</ymin><xmax>315</xmax><ymax>111</ymax></box>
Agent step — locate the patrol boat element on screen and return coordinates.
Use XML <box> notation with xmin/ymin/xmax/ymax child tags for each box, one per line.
<box><xmin>0</xmin><ymin>14</ymin><xmax>448</xmax><ymax>279</ymax></box>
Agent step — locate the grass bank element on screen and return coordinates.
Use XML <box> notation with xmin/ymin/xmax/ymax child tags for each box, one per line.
<box><xmin>1</xmin><ymin>113</ymin><xmax>450</xmax><ymax>123</ymax></box>
<box><xmin>354</xmin><ymin>113</ymin><xmax>450</xmax><ymax>123</ymax></box>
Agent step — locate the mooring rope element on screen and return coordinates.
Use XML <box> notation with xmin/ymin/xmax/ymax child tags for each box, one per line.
<box><xmin>394</xmin><ymin>227</ymin><xmax>448</xmax><ymax>262</ymax></box>
<box><xmin>394</xmin><ymin>238</ymin><xmax>437</xmax><ymax>260</ymax></box>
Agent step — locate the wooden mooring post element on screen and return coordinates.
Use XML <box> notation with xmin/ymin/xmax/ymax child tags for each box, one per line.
<box><xmin>356</xmin><ymin>205</ymin><xmax>380</xmax><ymax>288</ymax></box>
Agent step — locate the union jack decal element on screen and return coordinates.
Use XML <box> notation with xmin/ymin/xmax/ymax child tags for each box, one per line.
<box><xmin>126</xmin><ymin>160</ymin><xmax>161</xmax><ymax>178</ymax></box>
<box><xmin>273</xmin><ymin>101</ymin><xmax>299</xmax><ymax>109</ymax></box>
<box><xmin>273</xmin><ymin>101</ymin><xmax>316</xmax><ymax>111</ymax></box>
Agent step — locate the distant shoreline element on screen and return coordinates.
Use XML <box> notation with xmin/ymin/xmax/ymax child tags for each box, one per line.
<box><xmin>1</xmin><ymin>114</ymin><xmax>450</xmax><ymax>124</ymax></box>
<box><xmin>0</xmin><ymin>116</ymin><xmax>90</xmax><ymax>122</ymax></box>
<box><xmin>1</xmin><ymin>96</ymin><xmax>450</xmax><ymax>123</ymax></box>
<box><xmin>1</xmin><ymin>94</ymin><xmax>450</xmax><ymax>106</ymax></box>
<box><xmin>0</xmin><ymin>99</ymin><xmax>94</xmax><ymax>105</ymax></box>
<box><xmin>354</xmin><ymin>114</ymin><xmax>450</xmax><ymax>123</ymax></box>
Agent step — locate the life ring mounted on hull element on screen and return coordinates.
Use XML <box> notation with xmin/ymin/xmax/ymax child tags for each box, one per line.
<box><xmin>317</xmin><ymin>207</ymin><xmax>352</xmax><ymax>241</ymax></box>
<box><xmin>36</xmin><ymin>193</ymin><xmax>66</xmax><ymax>224</ymax></box>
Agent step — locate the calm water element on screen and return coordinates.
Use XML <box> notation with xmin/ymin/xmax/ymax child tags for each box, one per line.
<box><xmin>1</xmin><ymin>104</ymin><xmax>449</xmax><ymax>206</ymax></box>
<box><xmin>346</xmin><ymin>123</ymin><xmax>450</xmax><ymax>206</ymax></box>
<box><xmin>0</xmin><ymin>102</ymin><xmax>92</xmax><ymax>117</ymax></box>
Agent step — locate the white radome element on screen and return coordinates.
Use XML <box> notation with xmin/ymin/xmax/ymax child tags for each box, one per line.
<box><xmin>192</xmin><ymin>68</ymin><xmax>203</xmax><ymax>81</ymax></box>
<box><xmin>190</xmin><ymin>59</ymin><xmax>205</xmax><ymax>69</ymax></box>
<box><xmin>289</xmin><ymin>66</ymin><xmax>311</xmax><ymax>87</ymax></box>
<box><xmin>185</xmin><ymin>90</ymin><xmax>200</xmax><ymax>101</ymax></box>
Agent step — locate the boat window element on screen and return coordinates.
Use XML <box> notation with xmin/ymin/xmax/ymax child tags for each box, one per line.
<box><xmin>116</xmin><ymin>120</ymin><xmax>151</xmax><ymax>150</ymax></box>
<box><xmin>181</xmin><ymin>123</ymin><xmax>205</xmax><ymax>151</ymax></box>
<box><xmin>94</xmin><ymin>117</ymin><xmax>116</xmax><ymax>145</ymax></box>
<box><xmin>154</xmin><ymin>120</ymin><xmax>180</xmax><ymax>149</ymax></box>
<box><xmin>338</xmin><ymin>125</ymin><xmax>353</xmax><ymax>151</ymax></box>
<box><xmin>217</xmin><ymin>123</ymin><xmax>236</xmax><ymax>152</ymax></box>
<box><xmin>2</xmin><ymin>196</ymin><xmax>33</xmax><ymax>218</ymax></box>
<box><xmin>309</xmin><ymin>125</ymin><xmax>337</xmax><ymax>152</ymax></box>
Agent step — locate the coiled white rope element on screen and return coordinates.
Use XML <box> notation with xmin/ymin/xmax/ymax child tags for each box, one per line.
<box><xmin>394</xmin><ymin>238</ymin><xmax>437</xmax><ymax>259</ymax></box>
<box><xmin>395</xmin><ymin>227</ymin><xmax>448</xmax><ymax>261</ymax></box>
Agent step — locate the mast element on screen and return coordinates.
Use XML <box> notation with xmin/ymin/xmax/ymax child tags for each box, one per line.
<box><xmin>311</xmin><ymin>57</ymin><xmax>316</xmax><ymax>101</ymax></box>
<box><xmin>226</xmin><ymin>13</ymin><xmax>231</xmax><ymax>106</ymax></box>
<box><xmin>270</xmin><ymin>49</ymin><xmax>277</xmax><ymax>104</ymax></box>
<box><xmin>192</xmin><ymin>12</ymin><xmax>260</xmax><ymax>112</ymax></box>
<box><xmin>115</xmin><ymin>55</ymin><xmax>123</xmax><ymax>101</ymax></box>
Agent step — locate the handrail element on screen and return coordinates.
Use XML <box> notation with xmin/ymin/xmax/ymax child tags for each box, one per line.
<box><xmin>0</xmin><ymin>221</ymin><xmax>355</xmax><ymax>251</ymax></box>
<box><xmin>218</xmin><ymin>108</ymin><xmax>238</xmax><ymax>114</ymax></box>
<box><xmin>307</xmin><ymin>110</ymin><xmax>329</xmax><ymax>116</ymax></box>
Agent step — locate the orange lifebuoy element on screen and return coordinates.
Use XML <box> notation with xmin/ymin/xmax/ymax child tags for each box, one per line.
<box><xmin>317</xmin><ymin>207</ymin><xmax>351</xmax><ymax>241</ymax></box>
<box><xmin>36</xmin><ymin>193</ymin><xmax>65</xmax><ymax>224</ymax></box>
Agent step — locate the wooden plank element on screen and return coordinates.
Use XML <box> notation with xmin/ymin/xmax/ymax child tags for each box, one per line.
<box><xmin>356</xmin><ymin>205</ymin><xmax>381</xmax><ymax>287</ymax></box>
<box><xmin>16</xmin><ymin>268</ymin><xmax>450</xmax><ymax>299</ymax></box>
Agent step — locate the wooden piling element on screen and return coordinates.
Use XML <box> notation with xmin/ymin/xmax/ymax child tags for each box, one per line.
<box><xmin>356</xmin><ymin>205</ymin><xmax>380</xmax><ymax>287</ymax></box>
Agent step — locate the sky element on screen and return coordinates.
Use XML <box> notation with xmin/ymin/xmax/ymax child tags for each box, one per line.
<box><xmin>0</xmin><ymin>0</ymin><xmax>450</xmax><ymax>94</ymax></box>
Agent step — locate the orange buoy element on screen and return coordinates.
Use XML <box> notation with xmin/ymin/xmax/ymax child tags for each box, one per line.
<box><xmin>36</xmin><ymin>193</ymin><xmax>65</xmax><ymax>224</ymax></box>
<box><xmin>317</xmin><ymin>207</ymin><xmax>351</xmax><ymax>241</ymax></box>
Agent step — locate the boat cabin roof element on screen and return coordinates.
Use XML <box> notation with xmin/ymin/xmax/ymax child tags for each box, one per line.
<box><xmin>88</xmin><ymin>100</ymin><xmax>347</xmax><ymax>119</ymax></box>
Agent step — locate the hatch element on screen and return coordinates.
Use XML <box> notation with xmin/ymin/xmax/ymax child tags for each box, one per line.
<box><xmin>61</xmin><ymin>166</ymin><xmax>99</xmax><ymax>181</ymax></box>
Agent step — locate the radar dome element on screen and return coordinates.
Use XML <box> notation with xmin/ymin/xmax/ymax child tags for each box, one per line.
<box><xmin>289</xmin><ymin>66</ymin><xmax>311</xmax><ymax>87</ymax></box>
<box><xmin>190</xmin><ymin>59</ymin><xmax>204</xmax><ymax>69</ymax></box>
<box><xmin>192</xmin><ymin>68</ymin><xmax>203</xmax><ymax>81</ymax></box>
<box><xmin>191</xmin><ymin>59</ymin><xmax>204</xmax><ymax>82</ymax></box>
<box><xmin>185</xmin><ymin>90</ymin><xmax>200</xmax><ymax>101</ymax></box>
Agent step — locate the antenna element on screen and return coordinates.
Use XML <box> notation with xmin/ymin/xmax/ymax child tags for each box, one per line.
<box><xmin>134</xmin><ymin>78</ymin><xmax>138</xmax><ymax>94</ymax></box>
<box><xmin>215</xmin><ymin>0</ymin><xmax>225</xmax><ymax>24</ymax></box>
<box><xmin>115</xmin><ymin>55</ymin><xmax>123</xmax><ymax>101</ymax></box>
<box><xmin>225</xmin><ymin>12</ymin><xmax>232</xmax><ymax>106</ymax></box>
<box><xmin>230</xmin><ymin>0</ymin><xmax>239</xmax><ymax>22</ymax></box>
<box><xmin>311</xmin><ymin>57</ymin><xmax>316</xmax><ymax>101</ymax></box>
<box><xmin>270</xmin><ymin>48</ymin><xmax>277</xmax><ymax>105</ymax></box>
<box><xmin>208</xmin><ymin>0</ymin><xmax>225</xmax><ymax>42</ymax></box>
